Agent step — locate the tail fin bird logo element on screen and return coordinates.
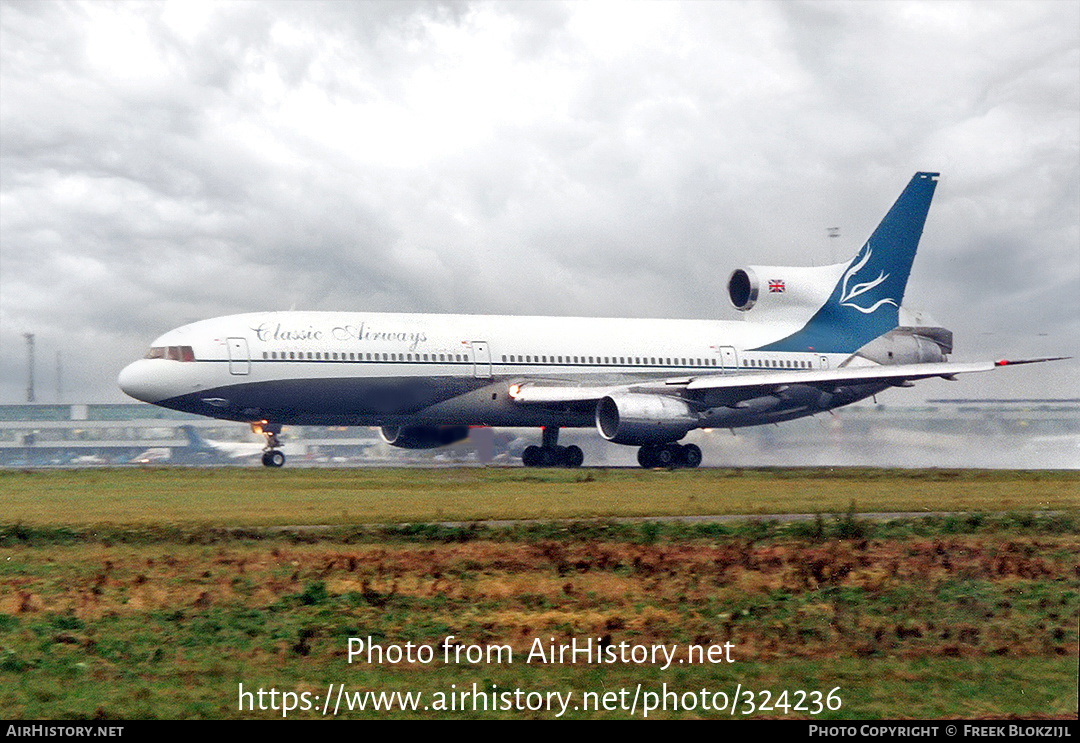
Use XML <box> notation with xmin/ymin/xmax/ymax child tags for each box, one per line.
<box><xmin>839</xmin><ymin>245</ymin><xmax>896</xmax><ymax>314</ymax></box>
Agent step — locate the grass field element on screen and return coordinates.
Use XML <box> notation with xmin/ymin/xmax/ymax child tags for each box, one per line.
<box><xmin>1</xmin><ymin>467</ymin><xmax>1077</xmax><ymax>719</ymax></box>
<box><xmin>1</xmin><ymin>467</ymin><xmax>1076</xmax><ymax>525</ymax></box>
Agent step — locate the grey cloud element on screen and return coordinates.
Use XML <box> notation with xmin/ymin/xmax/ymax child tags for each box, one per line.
<box><xmin>1</xmin><ymin>0</ymin><xmax>1076</xmax><ymax>403</ymax></box>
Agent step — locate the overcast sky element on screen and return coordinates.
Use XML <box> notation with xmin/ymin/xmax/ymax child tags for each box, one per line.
<box><xmin>1</xmin><ymin>0</ymin><xmax>1077</xmax><ymax>405</ymax></box>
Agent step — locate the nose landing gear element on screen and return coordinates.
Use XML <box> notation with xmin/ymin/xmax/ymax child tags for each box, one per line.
<box><xmin>261</xmin><ymin>449</ymin><xmax>285</xmax><ymax>468</ymax></box>
<box><xmin>252</xmin><ymin>422</ymin><xmax>285</xmax><ymax>468</ymax></box>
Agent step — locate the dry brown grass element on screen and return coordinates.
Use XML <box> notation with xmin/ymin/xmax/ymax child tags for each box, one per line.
<box><xmin>4</xmin><ymin>533</ymin><xmax>1075</xmax><ymax>663</ymax></box>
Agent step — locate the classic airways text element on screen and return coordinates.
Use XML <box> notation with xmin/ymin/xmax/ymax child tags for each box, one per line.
<box><xmin>252</xmin><ymin>322</ymin><xmax>428</xmax><ymax>350</ymax></box>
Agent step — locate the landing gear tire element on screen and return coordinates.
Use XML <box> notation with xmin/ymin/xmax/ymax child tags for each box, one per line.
<box><xmin>522</xmin><ymin>445</ymin><xmax>542</xmax><ymax>468</ymax></box>
<box><xmin>262</xmin><ymin>450</ymin><xmax>285</xmax><ymax>468</ymax></box>
<box><xmin>522</xmin><ymin>444</ymin><xmax>584</xmax><ymax>468</ymax></box>
<box><xmin>682</xmin><ymin>443</ymin><xmax>702</xmax><ymax>468</ymax></box>
<box><xmin>637</xmin><ymin>443</ymin><xmax>702</xmax><ymax>469</ymax></box>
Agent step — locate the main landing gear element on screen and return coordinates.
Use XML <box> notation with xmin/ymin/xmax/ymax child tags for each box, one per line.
<box><xmin>253</xmin><ymin>422</ymin><xmax>285</xmax><ymax>468</ymax></box>
<box><xmin>521</xmin><ymin>426</ymin><xmax>584</xmax><ymax>468</ymax></box>
<box><xmin>637</xmin><ymin>442</ymin><xmax>702</xmax><ymax>469</ymax></box>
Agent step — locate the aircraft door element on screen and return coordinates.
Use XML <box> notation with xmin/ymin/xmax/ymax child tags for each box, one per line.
<box><xmin>718</xmin><ymin>346</ymin><xmax>738</xmax><ymax>372</ymax></box>
<box><xmin>471</xmin><ymin>341</ymin><xmax>492</xmax><ymax>379</ymax></box>
<box><xmin>227</xmin><ymin>338</ymin><xmax>250</xmax><ymax>375</ymax></box>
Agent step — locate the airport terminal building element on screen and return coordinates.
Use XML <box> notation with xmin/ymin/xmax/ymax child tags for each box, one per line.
<box><xmin>1</xmin><ymin>399</ymin><xmax>1076</xmax><ymax>469</ymax></box>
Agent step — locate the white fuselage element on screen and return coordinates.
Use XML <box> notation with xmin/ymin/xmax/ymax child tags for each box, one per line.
<box><xmin>118</xmin><ymin>310</ymin><xmax>847</xmax><ymax>429</ymax></box>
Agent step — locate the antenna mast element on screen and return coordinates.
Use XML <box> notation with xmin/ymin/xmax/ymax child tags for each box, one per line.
<box><xmin>23</xmin><ymin>333</ymin><xmax>35</xmax><ymax>403</ymax></box>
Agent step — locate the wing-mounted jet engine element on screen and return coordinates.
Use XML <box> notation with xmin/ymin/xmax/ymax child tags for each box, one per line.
<box><xmin>379</xmin><ymin>425</ymin><xmax>470</xmax><ymax>450</ymax></box>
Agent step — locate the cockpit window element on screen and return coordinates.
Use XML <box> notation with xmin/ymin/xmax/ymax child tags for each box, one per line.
<box><xmin>145</xmin><ymin>346</ymin><xmax>195</xmax><ymax>361</ymax></box>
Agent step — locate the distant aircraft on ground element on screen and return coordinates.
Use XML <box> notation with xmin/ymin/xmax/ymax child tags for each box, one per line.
<box><xmin>174</xmin><ymin>424</ymin><xmax>304</xmax><ymax>464</ymax></box>
<box><xmin>130</xmin><ymin>426</ymin><xmax>300</xmax><ymax>465</ymax></box>
<box><xmin>131</xmin><ymin>447</ymin><xmax>171</xmax><ymax>465</ymax></box>
<box><xmin>119</xmin><ymin>172</ymin><xmax>1063</xmax><ymax>468</ymax></box>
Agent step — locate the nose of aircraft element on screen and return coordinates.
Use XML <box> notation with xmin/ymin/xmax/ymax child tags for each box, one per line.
<box><xmin>118</xmin><ymin>359</ymin><xmax>167</xmax><ymax>403</ymax></box>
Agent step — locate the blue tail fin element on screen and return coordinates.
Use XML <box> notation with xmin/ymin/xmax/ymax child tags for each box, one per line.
<box><xmin>759</xmin><ymin>172</ymin><xmax>939</xmax><ymax>354</ymax></box>
<box><xmin>179</xmin><ymin>424</ymin><xmax>210</xmax><ymax>451</ymax></box>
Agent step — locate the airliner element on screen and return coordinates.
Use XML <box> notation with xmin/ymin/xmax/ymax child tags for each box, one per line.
<box><xmin>118</xmin><ymin>172</ymin><xmax>1062</xmax><ymax>468</ymax></box>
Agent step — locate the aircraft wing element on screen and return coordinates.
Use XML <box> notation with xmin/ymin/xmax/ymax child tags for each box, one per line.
<box><xmin>508</xmin><ymin>358</ymin><xmax>1067</xmax><ymax>406</ymax></box>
